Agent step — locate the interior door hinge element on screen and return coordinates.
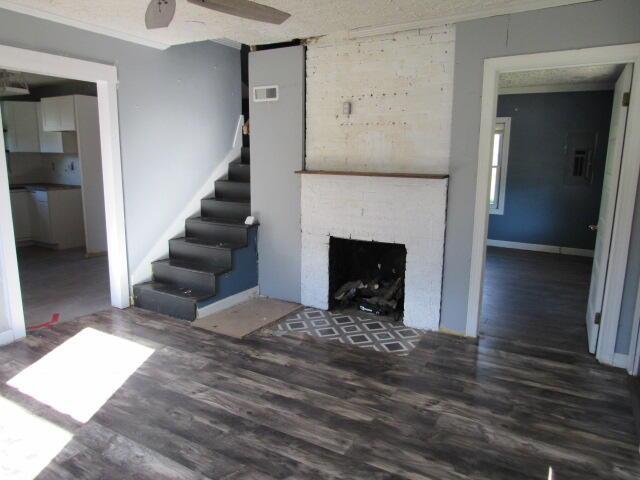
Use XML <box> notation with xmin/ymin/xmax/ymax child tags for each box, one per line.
<box><xmin>594</xmin><ymin>312</ymin><xmax>602</xmax><ymax>325</ymax></box>
<box><xmin>622</xmin><ymin>92</ymin><xmax>631</xmax><ymax>107</ymax></box>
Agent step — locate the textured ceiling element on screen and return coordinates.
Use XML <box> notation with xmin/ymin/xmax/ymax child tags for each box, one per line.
<box><xmin>499</xmin><ymin>64</ymin><xmax>624</xmax><ymax>89</ymax></box>
<box><xmin>0</xmin><ymin>0</ymin><xmax>593</xmax><ymax>47</ymax></box>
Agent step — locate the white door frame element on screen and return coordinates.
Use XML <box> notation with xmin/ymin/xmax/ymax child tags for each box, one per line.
<box><xmin>0</xmin><ymin>44</ymin><xmax>129</xmax><ymax>344</ymax></box>
<box><xmin>466</xmin><ymin>43</ymin><xmax>640</xmax><ymax>367</ymax></box>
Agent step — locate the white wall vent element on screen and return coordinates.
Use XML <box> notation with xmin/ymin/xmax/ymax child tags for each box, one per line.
<box><xmin>253</xmin><ymin>85</ymin><xmax>279</xmax><ymax>102</ymax></box>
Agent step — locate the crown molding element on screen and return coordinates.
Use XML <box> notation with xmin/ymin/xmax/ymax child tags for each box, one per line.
<box><xmin>211</xmin><ymin>37</ymin><xmax>242</xmax><ymax>49</ymax></box>
<box><xmin>348</xmin><ymin>0</ymin><xmax>595</xmax><ymax>38</ymax></box>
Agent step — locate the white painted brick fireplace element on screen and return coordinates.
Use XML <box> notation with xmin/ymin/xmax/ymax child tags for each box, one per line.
<box><xmin>300</xmin><ymin>173</ymin><xmax>448</xmax><ymax>330</ymax></box>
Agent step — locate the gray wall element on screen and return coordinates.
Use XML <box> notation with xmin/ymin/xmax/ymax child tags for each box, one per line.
<box><xmin>0</xmin><ymin>8</ymin><xmax>241</xmax><ymax>313</ymax></box>
<box><xmin>249</xmin><ymin>46</ymin><xmax>305</xmax><ymax>303</ymax></box>
<box><xmin>488</xmin><ymin>91</ymin><xmax>613</xmax><ymax>250</ymax></box>
<box><xmin>441</xmin><ymin>0</ymin><xmax>640</xmax><ymax>353</ymax></box>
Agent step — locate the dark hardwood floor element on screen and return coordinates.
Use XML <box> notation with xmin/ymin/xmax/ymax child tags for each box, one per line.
<box><xmin>481</xmin><ymin>247</ymin><xmax>593</xmax><ymax>354</ymax></box>
<box><xmin>0</xmin><ymin>303</ymin><xmax>638</xmax><ymax>479</ymax></box>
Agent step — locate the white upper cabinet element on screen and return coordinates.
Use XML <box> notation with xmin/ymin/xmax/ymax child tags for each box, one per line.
<box><xmin>1</xmin><ymin>101</ymin><xmax>40</xmax><ymax>152</ymax></box>
<box><xmin>41</xmin><ymin>96</ymin><xmax>76</xmax><ymax>132</ymax></box>
<box><xmin>37</xmin><ymin>104</ymin><xmax>78</xmax><ymax>154</ymax></box>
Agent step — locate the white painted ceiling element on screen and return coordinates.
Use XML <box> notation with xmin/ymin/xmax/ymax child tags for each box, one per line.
<box><xmin>499</xmin><ymin>64</ymin><xmax>624</xmax><ymax>89</ymax></box>
<box><xmin>0</xmin><ymin>0</ymin><xmax>593</xmax><ymax>48</ymax></box>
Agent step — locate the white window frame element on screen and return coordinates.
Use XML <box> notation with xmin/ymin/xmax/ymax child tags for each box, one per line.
<box><xmin>489</xmin><ymin>117</ymin><xmax>511</xmax><ymax>216</ymax></box>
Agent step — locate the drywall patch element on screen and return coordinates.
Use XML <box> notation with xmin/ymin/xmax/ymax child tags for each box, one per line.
<box><xmin>305</xmin><ymin>25</ymin><xmax>455</xmax><ymax>174</ymax></box>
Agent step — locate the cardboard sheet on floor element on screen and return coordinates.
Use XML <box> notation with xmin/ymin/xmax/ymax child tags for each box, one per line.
<box><xmin>192</xmin><ymin>297</ymin><xmax>302</xmax><ymax>339</ymax></box>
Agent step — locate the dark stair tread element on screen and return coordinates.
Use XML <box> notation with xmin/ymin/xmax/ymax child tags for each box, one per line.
<box><xmin>173</xmin><ymin>236</ymin><xmax>246</xmax><ymax>250</ymax></box>
<box><xmin>189</xmin><ymin>216</ymin><xmax>257</xmax><ymax>227</ymax></box>
<box><xmin>134</xmin><ymin>281</ymin><xmax>213</xmax><ymax>302</ymax></box>
<box><xmin>230</xmin><ymin>158</ymin><xmax>250</xmax><ymax>166</ymax></box>
<box><xmin>152</xmin><ymin>258</ymin><xmax>230</xmax><ymax>275</ymax></box>
<box><xmin>216</xmin><ymin>179</ymin><xmax>250</xmax><ymax>185</ymax></box>
<box><xmin>202</xmin><ymin>197</ymin><xmax>250</xmax><ymax>205</ymax></box>
<box><xmin>134</xmin><ymin>142</ymin><xmax>256</xmax><ymax>321</ymax></box>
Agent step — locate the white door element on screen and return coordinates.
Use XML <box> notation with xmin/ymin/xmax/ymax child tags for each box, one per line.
<box><xmin>586</xmin><ymin>64</ymin><xmax>633</xmax><ymax>354</ymax></box>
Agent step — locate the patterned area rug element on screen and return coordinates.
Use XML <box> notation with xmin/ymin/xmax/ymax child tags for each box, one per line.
<box><xmin>273</xmin><ymin>307</ymin><xmax>423</xmax><ymax>355</ymax></box>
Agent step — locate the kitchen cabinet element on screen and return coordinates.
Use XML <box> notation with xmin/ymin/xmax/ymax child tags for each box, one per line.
<box><xmin>30</xmin><ymin>190</ymin><xmax>52</xmax><ymax>244</ymax></box>
<box><xmin>25</xmin><ymin>188</ymin><xmax>85</xmax><ymax>249</ymax></box>
<box><xmin>37</xmin><ymin>104</ymin><xmax>77</xmax><ymax>153</ymax></box>
<box><xmin>41</xmin><ymin>96</ymin><xmax>76</xmax><ymax>132</ymax></box>
<box><xmin>0</xmin><ymin>101</ymin><xmax>40</xmax><ymax>152</ymax></box>
<box><xmin>9</xmin><ymin>190</ymin><xmax>32</xmax><ymax>242</ymax></box>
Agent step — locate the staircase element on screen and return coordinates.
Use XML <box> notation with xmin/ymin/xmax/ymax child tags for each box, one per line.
<box><xmin>133</xmin><ymin>147</ymin><xmax>257</xmax><ymax>320</ymax></box>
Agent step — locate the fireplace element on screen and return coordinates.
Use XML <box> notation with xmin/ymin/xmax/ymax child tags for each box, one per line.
<box><xmin>329</xmin><ymin>237</ymin><xmax>406</xmax><ymax>318</ymax></box>
<box><xmin>300</xmin><ymin>172</ymin><xmax>448</xmax><ymax>330</ymax></box>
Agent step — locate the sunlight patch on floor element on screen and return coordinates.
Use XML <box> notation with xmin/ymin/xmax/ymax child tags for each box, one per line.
<box><xmin>8</xmin><ymin>327</ymin><xmax>154</xmax><ymax>423</ymax></box>
<box><xmin>0</xmin><ymin>395</ymin><xmax>73</xmax><ymax>480</ymax></box>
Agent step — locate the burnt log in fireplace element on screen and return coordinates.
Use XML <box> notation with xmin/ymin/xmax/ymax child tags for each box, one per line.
<box><xmin>329</xmin><ymin>237</ymin><xmax>406</xmax><ymax>319</ymax></box>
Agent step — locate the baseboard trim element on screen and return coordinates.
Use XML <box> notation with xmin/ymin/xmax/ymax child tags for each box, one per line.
<box><xmin>0</xmin><ymin>329</ymin><xmax>15</xmax><ymax>346</ymax></box>
<box><xmin>197</xmin><ymin>286</ymin><xmax>259</xmax><ymax>318</ymax></box>
<box><xmin>612</xmin><ymin>352</ymin><xmax>629</xmax><ymax>369</ymax></box>
<box><xmin>85</xmin><ymin>251</ymin><xmax>108</xmax><ymax>258</ymax></box>
<box><xmin>560</xmin><ymin>247</ymin><xmax>594</xmax><ymax>258</ymax></box>
<box><xmin>438</xmin><ymin>327</ymin><xmax>467</xmax><ymax>337</ymax></box>
<box><xmin>486</xmin><ymin>239</ymin><xmax>594</xmax><ymax>258</ymax></box>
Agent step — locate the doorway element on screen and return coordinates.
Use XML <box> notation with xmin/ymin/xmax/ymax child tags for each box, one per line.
<box><xmin>467</xmin><ymin>44</ymin><xmax>640</xmax><ymax>369</ymax></box>
<box><xmin>0</xmin><ymin>44</ymin><xmax>128</xmax><ymax>344</ymax></box>
<box><xmin>481</xmin><ymin>64</ymin><xmax>625</xmax><ymax>355</ymax></box>
<box><xmin>2</xmin><ymin>70</ymin><xmax>111</xmax><ymax>331</ymax></box>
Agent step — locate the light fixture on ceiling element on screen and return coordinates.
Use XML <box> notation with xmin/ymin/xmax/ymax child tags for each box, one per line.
<box><xmin>145</xmin><ymin>0</ymin><xmax>290</xmax><ymax>30</ymax></box>
<box><xmin>0</xmin><ymin>70</ymin><xmax>30</xmax><ymax>97</ymax></box>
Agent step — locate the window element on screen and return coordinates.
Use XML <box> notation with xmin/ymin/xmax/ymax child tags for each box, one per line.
<box><xmin>489</xmin><ymin>117</ymin><xmax>511</xmax><ymax>215</ymax></box>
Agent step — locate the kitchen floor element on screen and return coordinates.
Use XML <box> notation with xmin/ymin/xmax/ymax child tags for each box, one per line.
<box><xmin>17</xmin><ymin>246</ymin><xmax>110</xmax><ymax>330</ymax></box>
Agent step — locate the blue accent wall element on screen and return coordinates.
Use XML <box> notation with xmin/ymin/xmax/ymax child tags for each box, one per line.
<box><xmin>488</xmin><ymin>91</ymin><xmax>614</xmax><ymax>250</ymax></box>
<box><xmin>197</xmin><ymin>227</ymin><xmax>258</xmax><ymax>308</ymax></box>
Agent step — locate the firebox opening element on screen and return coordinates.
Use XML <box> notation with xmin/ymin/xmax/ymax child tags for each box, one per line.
<box><xmin>329</xmin><ymin>237</ymin><xmax>407</xmax><ymax>319</ymax></box>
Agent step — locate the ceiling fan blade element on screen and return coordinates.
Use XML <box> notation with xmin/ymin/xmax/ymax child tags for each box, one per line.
<box><xmin>146</xmin><ymin>0</ymin><xmax>176</xmax><ymax>29</ymax></box>
<box><xmin>187</xmin><ymin>0</ymin><xmax>290</xmax><ymax>25</ymax></box>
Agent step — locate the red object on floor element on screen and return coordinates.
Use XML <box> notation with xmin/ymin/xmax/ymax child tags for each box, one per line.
<box><xmin>27</xmin><ymin>313</ymin><xmax>60</xmax><ymax>331</ymax></box>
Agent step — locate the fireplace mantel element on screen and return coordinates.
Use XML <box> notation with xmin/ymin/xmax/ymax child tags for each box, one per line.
<box><xmin>295</xmin><ymin>170</ymin><xmax>449</xmax><ymax>180</ymax></box>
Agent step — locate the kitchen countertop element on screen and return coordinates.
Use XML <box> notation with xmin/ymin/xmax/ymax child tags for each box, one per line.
<box><xmin>9</xmin><ymin>183</ymin><xmax>81</xmax><ymax>192</ymax></box>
